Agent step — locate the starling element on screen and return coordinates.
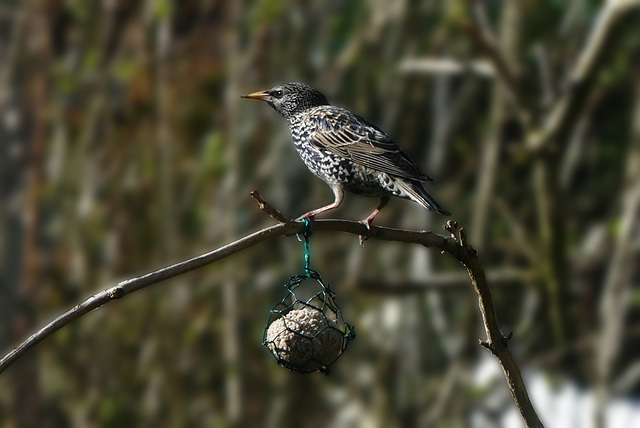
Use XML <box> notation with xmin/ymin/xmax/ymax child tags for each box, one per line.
<box><xmin>242</xmin><ymin>82</ymin><xmax>450</xmax><ymax>229</ymax></box>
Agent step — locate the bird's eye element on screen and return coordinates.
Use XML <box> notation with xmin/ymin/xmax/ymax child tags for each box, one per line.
<box><xmin>273</xmin><ymin>90</ymin><xmax>284</xmax><ymax>98</ymax></box>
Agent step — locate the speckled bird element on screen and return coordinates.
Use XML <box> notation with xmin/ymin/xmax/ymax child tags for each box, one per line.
<box><xmin>242</xmin><ymin>82</ymin><xmax>450</xmax><ymax>228</ymax></box>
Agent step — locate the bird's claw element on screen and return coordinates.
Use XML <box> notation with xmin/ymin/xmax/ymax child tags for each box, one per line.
<box><xmin>296</xmin><ymin>213</ymin><xmax>315</xmax><ymax>221</ymax></box>
<box><xmin>296</xmin><ymin>214</ymin><xmax>315</xmax><ymax>241</ymax></box>
<box><xmin>358</xmin><ymin>219</ymin><xmax>373</xmax><ymax>247</ymax></box>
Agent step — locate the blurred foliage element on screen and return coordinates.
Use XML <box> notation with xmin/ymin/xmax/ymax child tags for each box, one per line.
<box><xmin>0</xmin><ymin>0</ymin><xmax>639</xmax><ymax>427</ymax></box>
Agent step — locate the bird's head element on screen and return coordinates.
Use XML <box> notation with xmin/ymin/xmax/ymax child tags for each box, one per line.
<box><xmin>241</xmin><ymin>82</ymin><xmax>329</xmax><ymax>119</ymax></box>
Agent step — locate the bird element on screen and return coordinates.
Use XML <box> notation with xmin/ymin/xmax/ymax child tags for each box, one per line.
<box><xmin>241</xmin><ymin>82</ymin><xmax>450</xmax><ymax>232</ymax></box>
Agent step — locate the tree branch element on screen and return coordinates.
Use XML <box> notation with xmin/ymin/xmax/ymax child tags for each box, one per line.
<box><xmin>353</xmin><ymin>268</ymin><xmax>534</xmax><ymax>293</ymax></box>
<box><xmin>0</xmin><ymin>192</ymin><xmax>544</xmax><ymax>428</ymax></box>
<box><xmin>528</xmin><ymin>0</ymin><xmax>640</xmax><ymax>151</ymax></box>
<box><xmin>464</xmin><ymin>0</ymin><xmax>532</xmax><ymax>126</ymax></box>
<box><xmin>398</xmin><ymin>57</ymin><xmax>495</xmax><ymax>78</ymax></box>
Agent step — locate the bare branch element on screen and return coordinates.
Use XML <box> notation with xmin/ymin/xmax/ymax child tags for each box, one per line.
<box><xmin>353</xmin><ymin>268</ymin><xmax>533</xmax><ymax>294</ymax></box>
<box><xmin>464</xmin><ymin>0</ymin><xmax>531</xmax><ymax>125</ymax></box>
<box><xmin>594</xmin><ymin>73</ymin><xmax>640</xmax><ymax>426</ymax></box>
<box><xmin>471</xmin><ymin>0</ymin><xmax>522</xmax><ymax>248</ymax></box>
<box><xmin>0</xmin><ymin>192</ymin><xmax>544</xmax><ymax>428</ymax></box>
<box><xmin>250</xmin><ymin>190</ymin><xmax>291</xmax><ymax>223</ymax></box>
<box><xmin>398</xmin><ymin>57</ymin><xmax>495</xmax><ymax>78</ymax></box>
<box><xmin>528</xmin><ymin>0</ymin><xmax>640</xmax><ymax>151</ymax></box>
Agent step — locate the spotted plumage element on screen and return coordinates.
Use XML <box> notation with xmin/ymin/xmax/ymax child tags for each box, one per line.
<box><xmin>242</xmin><ymin>82</ymin><xmax>450</xmax><ymax>227</ymax></box>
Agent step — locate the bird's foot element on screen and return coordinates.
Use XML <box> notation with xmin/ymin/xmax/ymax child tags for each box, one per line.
<box><xmin>295</xmin><ymin>213</ymin><xmax>315</xmax><ymax>240</ymax></box>
<box><xmin>297</xmin><ymin>212</ymin><xmax>316</xmax><ymax>221</ymax></box>
<box><xmin>357</xmin><ymin>196</ymin><xmax>389</xmax><ymax>247</ymax></box>
<box><xmin>444</xmin><ymin>220</ymin><xmax>466</xmax><ymax>247</ymax></box>
<box><xmin>358</xmin><ymin>219</ymin><xmax>374</xmax><ymax>247</ymax></box>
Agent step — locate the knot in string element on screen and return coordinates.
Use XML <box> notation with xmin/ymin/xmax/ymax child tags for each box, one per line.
<box><xmin>297</xmin><ymin>218</ymin><xmax>313</xmax><ymax>277</ymax></box>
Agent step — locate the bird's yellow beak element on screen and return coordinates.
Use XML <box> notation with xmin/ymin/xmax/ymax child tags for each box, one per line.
<box><xmin>241</xmin><ymin>90</ymin><xmax>272</xmax><ymax>101</ymax></box>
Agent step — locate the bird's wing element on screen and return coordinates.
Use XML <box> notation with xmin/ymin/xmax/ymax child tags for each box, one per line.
<box><xmin>304</xmin><ymin>107</ymin><xmax>434</xmax><ymax>183</ymax></box>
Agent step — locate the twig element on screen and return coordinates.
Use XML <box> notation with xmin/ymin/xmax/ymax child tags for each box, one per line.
<box><xmin>528</xmin><ymin>0</ymin><xmax>640</xmax><ymax>151</ymax></box>
<box><xmin>493</xmin><ymin>197</ymin><xmax>538</xmax><ymax>262</ymax></box>
<box><xmin>465</xmin><ymin>1</ymin><xmax>517</xmax><ymax>86</ymax></box>
<box><xmin>594</xmin><ymin>74</ymin><xmax>640</xmax><ymax>427</ymax></box>
<box><xmin>529</xmin><ymin>323</ymin><xmax>640</xmax><ymax>370</ymax></box>
<box><xmin>446</xmin><ymin>219</ymin><xmax>543</xmax><ymax>428</ymax></box>
<box><xmin>353</xmin><ymin>268</ymin><xmax>534</xmax><ymax>294</ymax></box>
<box><xmin>250</xmin><ymin>190</ymin><xmax>290</xmax><ymax>223</ymax></box>
<box><xmin>399</xmin><ymin>57</ymin><xmax>495</xmax><ymax>78</ymax></box>
<box><xmin>0</xmin><ymin>192</ymin><xmax>544</xmax><ymax>428</ymax></box>
<box><xmin>464</xmin><ymin>0</ymin><xmax>531</xmax><ymax>125</ymax></box>
<box><xmin>533</xmin><ymin>44</ymin><xmax>554</xmax><ymax>109</ymax></box>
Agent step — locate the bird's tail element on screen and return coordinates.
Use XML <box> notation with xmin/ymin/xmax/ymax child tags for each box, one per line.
<box><xmin>396</xmin><ymin>180</ymin><xmax>451</xmax><ymax>216</ymax></box>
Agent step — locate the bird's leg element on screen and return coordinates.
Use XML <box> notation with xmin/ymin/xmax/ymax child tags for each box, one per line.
<box><xmin>358</xmin><ymin>196</ymin><xmax>390</xmax><ymax>246</ymax></box>
<box><xmin>298</xmin><ymin>185</ymin><xmax>344</xmax><ymax>220</ymax></box>
<box><xmin>361</xmin><ymin>196</ymin><xmax>390</xmax><ymax>228</ymax></box>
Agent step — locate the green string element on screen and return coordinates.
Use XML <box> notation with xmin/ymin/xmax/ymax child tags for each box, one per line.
<box><xmin>298</xmin><ymin>218</ymin><xmax>312</xmax><ymax>277</ymax></box>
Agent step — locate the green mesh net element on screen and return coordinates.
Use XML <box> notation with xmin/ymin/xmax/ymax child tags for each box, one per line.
<box><xmin>263</xmin><ymin>219</ymin><xmax>355</xmax><ymax>374</ymax></box>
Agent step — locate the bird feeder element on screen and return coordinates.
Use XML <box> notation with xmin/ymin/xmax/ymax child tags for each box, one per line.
<box><xmin>263</xmin><ymin>219</ymin><xmax>355</xmax><ymax>374</ymax></box>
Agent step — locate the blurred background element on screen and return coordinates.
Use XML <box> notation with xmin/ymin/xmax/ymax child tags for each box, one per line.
<box><xmin>1</xmin><ymin>0</ymin><xmax>639</xmax><ymax>427</ymax></box>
